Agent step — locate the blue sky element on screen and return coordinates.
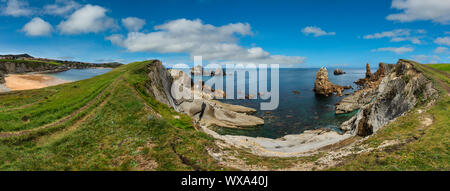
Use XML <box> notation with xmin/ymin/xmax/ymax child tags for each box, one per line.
<box><xmin>0</xmin><ymin>0</ymin><xmax>449</xmax><ymax>68</ymax></box>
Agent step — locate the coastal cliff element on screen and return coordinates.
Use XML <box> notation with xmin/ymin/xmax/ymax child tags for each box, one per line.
<box><xmin>0</xmin><ymin>55</ymin><xmax>122</xmax><ymax>84</ymax></box>
<box><xmin>338</xmin><ymin>60</ymin><xmax>439</xmax><ymax>136</ymax></box>
<box><xmin>142</xmin><ymin>60</ymin><xmax>264</xmax><ymax>129</ymax></box>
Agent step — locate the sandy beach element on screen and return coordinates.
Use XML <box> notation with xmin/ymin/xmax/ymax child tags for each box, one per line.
<box><xmin>4</xmin><ymin>74</ymin><xmax>69</xmax><ymax>91</ymax></box>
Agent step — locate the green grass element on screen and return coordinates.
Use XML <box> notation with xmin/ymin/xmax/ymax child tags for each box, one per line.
<box><xmin>0</xmin><ymin>60</ymin><xmax>227</xmax><ymax>171</ymax></box>
<box><xmin>426</xmin><ymin>64</ymin><xmax>450</xmax><ymax>72</ymax></box>
<box><xmin>329</xmin><ymin>61</ymin><xmax>449</xmax><ymax>171</ymax></box>
<box><xmin>0</xmin><ymin>66</ymin><xmax>125</xmax><ymax>132</ymax></box>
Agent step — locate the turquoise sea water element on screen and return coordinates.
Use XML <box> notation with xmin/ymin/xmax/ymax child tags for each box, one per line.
<box><xmin>47</xmin><ymin>68</ymin><xmax>112</xmax><ymax>82</ymax></box>
<box><xmin>196</xmin><ymin>68</ymin><xmax>366</xmax><ymax>139</ymax></box>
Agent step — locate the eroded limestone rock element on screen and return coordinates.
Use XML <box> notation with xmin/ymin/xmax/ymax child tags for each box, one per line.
<box><xmin>339</xmin><ymin>60</ymin><xmax>439</xmax><ymax>136</ymax></box>
<box><xmin>313</xmin><ymin>67</ymin><xmax>351</xmax><ymax>96</ymax></box>
<box><xmin>144</xmin><ymin>61</ymin><xmax>263</xmax><ymax>129</ymax></box>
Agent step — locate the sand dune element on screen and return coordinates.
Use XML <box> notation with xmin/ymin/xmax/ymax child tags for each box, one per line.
<box><xmin>4</xmin><ymin>74</ymin><xmax>68</xmax><ymax>91</ymax></box>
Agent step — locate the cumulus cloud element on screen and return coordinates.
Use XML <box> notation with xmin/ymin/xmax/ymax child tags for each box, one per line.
<box><xmin>57</xmin><ymin>4</ymin><xmax>118</xmax><ymax>34</ymax></box>
<box><xmin>44</xmin><ymin>0</ymin><xmax>80</xmax><ymax>16</ymax></box>
<box><xmin>122</xmin><ymin>17</ymin><xmax>146</xmax><ymax>32</ymax></box>
<box><xmin>1</xmin><ymin>0</ymin><xmax>33</xmax><ymax>17</ymax></box>
<box><xmin>363</xmin><ymin>29</ymin><xmax>424</xmax><ymax>44</ymax></box>
<box><xmin>301</xmin><ymin>26</ymin><xmax>335</xmax><ymax>37</ymax></box>
<box><xmin>434</xmin><ymin>47</ymin><xmax>448</xmax><ymax>54</ymax></box>
<box><xmin>107</xmin><ymin>19</ymin><xmax>305</xmax><ymax>65</ymax></box>
<box><xmin>372</xmin><ymin>46</ymin><xmax>414</xmax><ymax>54</ymax></box>
<box><xmin>434</xmin><ymin>37</ymin><xmax>450</xmax><ymax>46</ymax></box>
<box><xmin>22</xmin><ymin>17</ymin><xmax>53</xmax><ymax>36</ymax></box>
<box><xmin>386</xmin><ymin>0</ymin><xmax>450</xmax><ymax>24</ymax></box>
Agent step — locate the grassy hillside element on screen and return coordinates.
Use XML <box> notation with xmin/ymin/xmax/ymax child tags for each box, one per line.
<box><xmin>426</xmin><ymin>64</ymin><xmax>450</xmax><ymax>72</ymax></box>
<box><xmin>330</xmin><ymin>61</ymin><xmax>449</xmax><ymax>171</ymax></box>
<box><xmin>0</xmin><ymin>60</ymin><xmax>226</xmax><ymax>170</ymax></box>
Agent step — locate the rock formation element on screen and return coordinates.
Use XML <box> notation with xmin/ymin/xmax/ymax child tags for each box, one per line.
<box><xmin>145</xmin><ymin>60</ymin><xmax>263</xmax><ymax>129</ymax></box>
<box><xmin>0</xmin><ymin>71</ymin><xmax>5</xmax><ymax>84</ymax></box>
<box><xmin>190</xmin><ymin>65</ymin><xmax>226</xmax><ymax>76</ymax></box>
<box><xmin>333</xmin><ymin>69</ymin><xmax>346</xmax><ymax>75</ymax></box>
<box><xmin>190</xmin><ymin>65</ymin><xmax>203</xmax><ymax>76</ymax></box>
<box><xmin>314</xmin><ymin>67</ymin><xmax>351</xmax><ymax>96</ymax></box>
<box><xmin>354</xmin><ymin>63</ymin><xmax>391</xmax><ymax>88</ymax></box>
<box><xmin>338</xmin><ymin>60</ymin><xmax>438</xmax><ymax>136</ymax></box>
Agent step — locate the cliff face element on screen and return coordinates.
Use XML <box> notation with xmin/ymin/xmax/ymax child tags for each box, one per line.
<box><xmin>144</xmin><ymin>60</ymin><xmax>264</xmax><ymax>129</ymax></box>
<box><xmin>339</xmin><ymin>60</ymin><xmax>438</xmax><ymax>136</ymax></box>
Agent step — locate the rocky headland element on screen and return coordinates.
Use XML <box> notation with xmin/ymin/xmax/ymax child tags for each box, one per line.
<box><xmin>337</xmin><ymin>60</ymin><xmax>438</xmax><ymax>136</ymax></box>
<box><xmin>0</xmin><ymin>54</ymin><xmax>122</xmax><ymax>85</ymax></box>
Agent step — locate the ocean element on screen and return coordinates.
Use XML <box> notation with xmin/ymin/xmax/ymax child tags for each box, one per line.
<box><xmin>202</xmin><ymin>68</ymin><xmax>367</xmax><ymax>139</ymax></box>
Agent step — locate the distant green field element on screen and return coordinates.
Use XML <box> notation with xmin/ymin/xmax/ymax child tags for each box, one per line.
<box><xmin>426</xmin><ymin>64</ymin><xmax>450</xmax><ymax>72</ymax></box>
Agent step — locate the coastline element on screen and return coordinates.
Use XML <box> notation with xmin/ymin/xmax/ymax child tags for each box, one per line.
<box><xmin>3</xmin><ymin>74</ymin><xmax>69</xmax><ymax>91</ymax></box>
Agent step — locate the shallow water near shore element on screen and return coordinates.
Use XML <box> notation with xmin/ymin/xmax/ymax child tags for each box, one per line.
<box><xmin>195</xmin><ymin>68</ymin><xmax>367</xmax><ymax>139</ymax></box>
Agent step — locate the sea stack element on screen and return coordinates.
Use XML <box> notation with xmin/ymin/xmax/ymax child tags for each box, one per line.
<box><xmin>313</xmin><ymin>67</ymin><xmax>351</xmax><ymax>96</ymax></box>
<box><xmin>365</xmin><ymin>63</ymin><xmax>373</xmax><ymax>79</ymax></box>
<box><xmin>355</xmin><ymin>63</ymin><xmax>386</xmax><ymax>88</ymax></box>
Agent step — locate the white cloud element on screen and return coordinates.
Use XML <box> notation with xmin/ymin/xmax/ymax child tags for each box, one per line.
<box><xmin>386</xmin><ymin>0</ymin><xmax>450</xmax><ymax>24</ymax></box>
<box><xmin>372</xmin><ymin>47</ymin><xmax>414</xmax><ymax>54</ymax></box>
<box><xmin>122</xmin><ymin>17</ymin><xmax>146</xmax><ymax>32</ymax></box>
<box><xmin>107</xmin><ymin>18</ymin><xmax>306</xmax><ymax>65</ymax></box>
<box><xmin>434</xmin><ymin>47</ymin><xmax>448</xmax><ymax>54</ymax></box>
<box><xmin>57</xmin><ymin>4</ymin><xmax>118</xmax><ymax>34</ymax></box>
<box><xmin>434</xmin><ymin>37</ymin><xmax>450</xmax><ymax>46</ymax></box>
<box><xmin>301</xmin><ymin>26</ymin><xmax>335</xmax><ymax>37</ymax></box>
<box><xmin>411</xmin><ymin>55</ymin><xmax>440</xmax><ymax>63</ymax></box>
<box><xmin>1</xmin><ymin>0</ymin><xmax>33</xmax><ymax>17</ymax></box>
<box><xmin>44</xmin><ymin>0</ymin><xmax>80</xmax><ymax>16</ymax></box>
<box><xmin>22</xmin><ymin>17</ymin><xmax>53</xmax><ymax>36</ymax></box>
<box><xmin>363</xmin><ymin>29</ymin><xmax>424</xmax><ymax>44</ymax></box>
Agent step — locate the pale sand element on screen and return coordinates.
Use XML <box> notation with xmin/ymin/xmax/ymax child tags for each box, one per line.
<box><xmin>4</xmin><ymin>74</ymin><xmax>69</xmax><ymax>91</ymax></box>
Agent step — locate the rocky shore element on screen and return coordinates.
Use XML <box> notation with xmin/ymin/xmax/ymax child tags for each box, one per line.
<box><xmin>143</xmin><ymin>61</ymin><xmax>263</xmax><ymax>129</ymax></box>
<box><xmin>337</xmin><ymin>60</ymin><xmax>438</xmax><ymax>136</ymax></box>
